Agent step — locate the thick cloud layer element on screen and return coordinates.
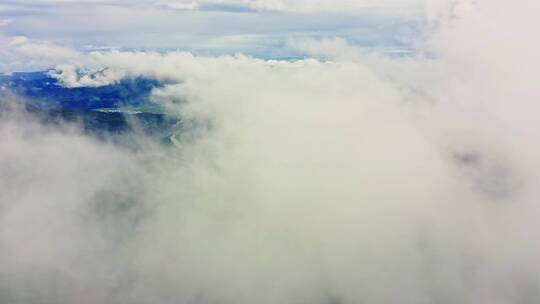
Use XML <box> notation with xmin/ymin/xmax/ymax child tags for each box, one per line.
<box><xmin>2</xmin><ymin>1</ymin><xmax>540</xmax><ymax>303</ymax></box>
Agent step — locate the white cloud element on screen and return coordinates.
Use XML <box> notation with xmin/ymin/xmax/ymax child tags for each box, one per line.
<box><xmin>2</xmin><ymin>0</ymin><xmax>540</xmax><ymax>303</ymax></box>
<box><xmin>1</xmin><ymin>0</ymin><xmax>141</xmax><ymax>5</ymax></box>
<box><xmin>158</xmin><ymin>0</ymin><xmax>422</xmax><ymax>12</ymax></box>
<box><xmin>0</xmin><ymin>36</ymin><xmax>83</xmax><ymax>71</ymax></box>
<box><xmin>288</xmin><ymin>37</ymin><xmax>363</xmax><ymax>61</ymax></box>
<box><xmin>423</xmin><ymin>0</ymin><xmax>477</xmax><ymax>21</ymax></box>
<box><xmin>158</xmin><ymin>0</ymin><xmax>199</xmax><ymax>10</ymax></box>
<box><xmin>0</xmin><ymin>18</ymin><xmax>12</xmax><ymax>26</ymax></box>
<box><xmin>0</xmin><ymin>0</ymin><xmax>419</xmax><ymax>55</ymax></box>
<box><xmin>1</xmin><ymin>0</ymin><xmax>423</xmax><ymax>13</ymax></box>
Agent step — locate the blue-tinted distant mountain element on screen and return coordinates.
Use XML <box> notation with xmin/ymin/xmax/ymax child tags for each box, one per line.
<box><xmin>0</xmin><ymin>71</ymin><xmax>160</xmax><ymax>110</ymax></box>
<box><xmin>0</xmin><ymin>71</ymin><xmax>177</xmax><ymax>140</ymax></box>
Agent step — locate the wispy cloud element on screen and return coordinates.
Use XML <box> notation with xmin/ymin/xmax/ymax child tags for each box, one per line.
<box><xmin>0</xmin><ymin>18</ymin><xmax>11</xmax><ymax>26</ymax></box>
<box><xmin>157</xmin><ymin>0</ymin><xmax>422</xmax><ymax>13</ymax></box>
<box><xmin>1</xmin><ymin>0</ymin><xmax>422</xmax><ymax>12</ymax></box>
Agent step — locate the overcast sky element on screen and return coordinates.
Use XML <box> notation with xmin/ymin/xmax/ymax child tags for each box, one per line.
<box><xmin>0</xmin><ymin>0</ymin><xmax>427</xmax><ymax>59</ymax></box>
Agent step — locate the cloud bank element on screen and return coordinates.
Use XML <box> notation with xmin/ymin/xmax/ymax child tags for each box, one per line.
<box><xmin>2</xmin><ymin>0</ymin><xmax>540</xmax><ymax>303</ymax></box>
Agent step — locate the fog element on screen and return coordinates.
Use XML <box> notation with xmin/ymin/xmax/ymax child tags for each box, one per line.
<box><xmin>1</xmin><ymin>1</ymin><xmax>540</xmax><ymax>303</ymax></box>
